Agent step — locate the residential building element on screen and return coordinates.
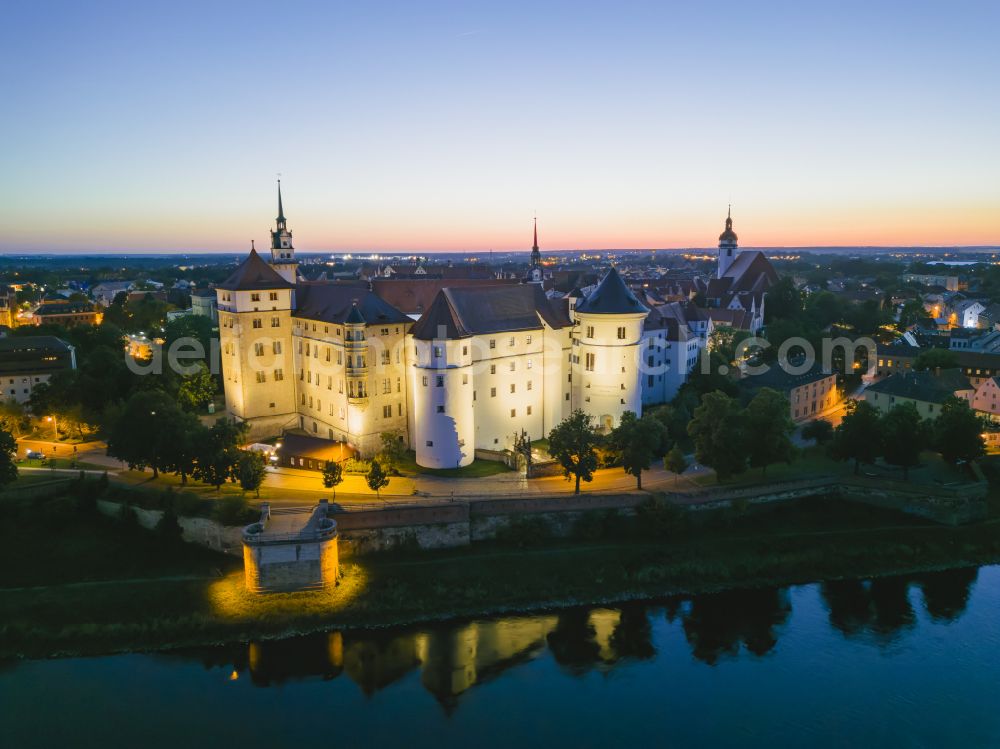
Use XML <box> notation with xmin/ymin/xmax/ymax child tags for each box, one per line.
<box><xmin>0</xmin><ymin>336</ymin><xmax>77</xmax><ymax>404</ymax></box>
<box><xmin>864</xmin><ymin>368</ymin><xmax>973</xmax><ymax>419</ymax></box>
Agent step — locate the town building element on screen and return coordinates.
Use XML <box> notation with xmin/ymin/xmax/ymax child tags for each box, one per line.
<box><xmin>0</xmin><ymin>336</ymin><xmax>77</xmax><ymax>404</ymax></box>
<box><xmin>903</xmin><ymin>273</ymin><xmax>960</xmax><ymax>292</ymax></box>
<box><xmin>191</xmin><ymin>288</ymin><xmax>219</xmax><ymax>323</ymax></box>
<box><xmin>25</xmin><ymin>299</ymin><xmax>102</xmax><ymax>328</ymax></box>
<box><xmin>739</xmin><ymin>363</ymin><xmax>839</xmax><ymax>424</ymax></box>
<box><xmin>864</xmin><ymin>368</ymin><xmax>973</xmax><ymax>419</ymax></box>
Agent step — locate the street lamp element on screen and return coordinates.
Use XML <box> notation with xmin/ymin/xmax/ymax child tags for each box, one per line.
<box><xmin>46</xmin><ymin>415</ymin><xmax>57</xmax><ymax>439</ymax></box>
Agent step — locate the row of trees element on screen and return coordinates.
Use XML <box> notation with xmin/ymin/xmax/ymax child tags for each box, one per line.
<box><xmin>825</xmin><ymin>397</ymin><xmax>985</xmax><ymax>479</ymax></box>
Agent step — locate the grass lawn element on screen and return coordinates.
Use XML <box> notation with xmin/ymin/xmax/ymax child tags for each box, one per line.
<box><xmin>395</xmin><ymin>450</ymin><xmax>513</xmax><ymax>478</ymax></box>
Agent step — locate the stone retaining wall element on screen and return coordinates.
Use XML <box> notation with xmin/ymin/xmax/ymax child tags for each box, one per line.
<box><xmin>96</xmin><ymin>499</ymin><xmax>244</xmax><ymax>556</ymax></box>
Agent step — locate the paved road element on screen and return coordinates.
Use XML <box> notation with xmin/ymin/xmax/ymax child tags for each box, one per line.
<box><xmin>15</xmin><ymin>436</ymin><xmax>713</xmax><ymax>506</ymax></box>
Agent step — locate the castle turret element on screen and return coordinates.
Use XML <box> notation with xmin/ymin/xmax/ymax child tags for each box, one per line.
<box><xmin>409</xmin><ymin>291</ymin><xmax>475</xmax><ymax>468</ymax></box>
<box><xmin>270</xmin><ymin>180</ymin><xmax>298</xmax><ymax>284</ymax></box>
<box><xmin>717</xmin><ymin>206</ymin><xmax>738</xmax><ymax>278</ymax></box>
<box><xmin>572</xmin><ymin>267</ymin><xmax>648</xmax><ymax>431</ymax></box>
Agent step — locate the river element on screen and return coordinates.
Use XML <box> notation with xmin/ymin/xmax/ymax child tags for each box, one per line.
<box><xmin>2</xmin><ymin>565</ymin><xmax>998</xmax><ymax>748</ymax></box>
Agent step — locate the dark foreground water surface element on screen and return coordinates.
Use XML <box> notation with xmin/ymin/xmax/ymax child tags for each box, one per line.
<box><xmin>3</xmin><ymin>565</ymin><xmax>999</xmax><ymax>748</ymax></box>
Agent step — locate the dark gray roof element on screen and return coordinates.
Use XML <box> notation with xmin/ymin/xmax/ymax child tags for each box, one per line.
<box><xmin>573</xmin><ymin>267</ymin><xmax>649</xmax><ymax>315</ymax></box>
<box><xmin>410</xmin><ymin>284</ymin><xmax>571</xmax><ymax>340</ymax></box>
<box><xmin>0</xmin><ymin>336</ymin><xmax>75</xmax><ymax>376</ymax></box>
<box><xmin>293</xmin><ymin>284</ymin><xmax>410</xmax><ymax>326</ymax></box>
<box><xmin>866</xmin><ymin>368</ymin><xmax>972</xmax><ymax>403</ymax></box>
<box><xmin>218</xmin><ymin>249</ymin><xmax>295</xmax><ymax>291</ymax></box>
<box><xmin>740</xmin><ymin>362</ymin><xmax>834</xmax><ymax>394</ymax></box>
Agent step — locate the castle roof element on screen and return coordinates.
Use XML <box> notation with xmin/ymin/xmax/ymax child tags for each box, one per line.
<box><xmin>410</xmin><ymin>284</ymin><xmax>571</xmax><ymax>340</ymax></box>
<box><xmin>371</xmin><ymin>278</ymin><xmax>518</xmax><ymax>316</ymax></box>
<box><xmin>218</xmin><ymin>248</ymin><xmax>295</xmax><ymax>291</ymax></box>
<box><xmin>866</xmin><ymin>368</ymin><xmax>973</xmax><ymax>403</ymax></box>
<box><xmin>294</xmin><ymin>283</ymin><xmax>410</xmax><ymax>326</ymax></box>
<box><xmin>573</xmin><ymin>267</ymin><xmax>649</xmax><ymax>315</ymax></box>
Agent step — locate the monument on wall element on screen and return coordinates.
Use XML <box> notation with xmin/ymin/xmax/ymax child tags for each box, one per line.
<box><xmin>242</xmin><ymin>500</ymin><xmax>339</xmax><ymax>593</ymax></box>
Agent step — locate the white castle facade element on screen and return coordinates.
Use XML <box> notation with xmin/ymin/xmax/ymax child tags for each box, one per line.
<box><xmin>219</xmin><ymin>187</ymin><xmax>766</xmax><ymax>467</ymax></box>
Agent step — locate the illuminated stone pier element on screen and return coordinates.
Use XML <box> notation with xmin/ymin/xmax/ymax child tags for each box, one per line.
<box><xmin>242</xmin><ymin>500</ymin><xmax>339</xmax><ymax>593</ymax></box>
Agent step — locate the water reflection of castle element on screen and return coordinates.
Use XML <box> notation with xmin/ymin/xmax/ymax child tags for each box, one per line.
<box><xmin>174</xmin><ymin>568</ymin><xmax>979</xmax><ymax>709</ymax></box>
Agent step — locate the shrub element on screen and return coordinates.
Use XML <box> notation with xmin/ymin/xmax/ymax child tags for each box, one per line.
<box><xmin>119</xmin><ymin>502</ymin><xmax>138</xmax><ymax>527</ymax></box>
<box><xmin>155</xmin><ymin>501</ymin><xmax>184</xmax><ymax>540</ymax></box>
<box><xmin>211</xmin><ymin>495</ymin><xmax>258</xmax><ymax>526</ymax></box>
<box><xmin>573</xmin><ymin>510</ymin><xmax>609</xmax><ymax>540</ymax></box>
<box><xmin>634</xmin><ymin>496</ymin><xmax>688</xmax><ymax>538</ymax></box>
<box><xmin>343</xmin><ymin>458</ymin><xmax>372</xmax><ymax>474</ymax></box>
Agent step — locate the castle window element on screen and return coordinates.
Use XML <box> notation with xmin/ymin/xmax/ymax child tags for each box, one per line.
<box><xmin>489</xmin><ymin>339</ymin><xmax>496</xmax><ymax>349</ymax></box>
<box><xmin>510</xmin><ymin>362</ymin><xmax>516</xmax><ymax>372</ymax></box>
<box><xmin>565</xmin><ymin>393</ymin><xmax>570</xmax><ymax>401</ymax></box>
<box><xmin>274</xmin><ymin>368</ymin><xmax>284</xmax><ymax>381</ymax></box>
<box><xmin>510</xmin><ymin>384</ymin><xmax>516</xmax><ymax>393</ymax></box>
<box><xmin>433</xmin><ymin>346</ymin><xmax>443</xmax><ymax>358</ymax></box>
<box><xmin>426</xmin><ymin>440</ymin><xmax>433</xmax><ymax>447</ymax></box>
<box><xmin>337</xmin><ymin>351</ymin><xmax>343</xmax><ymax>365</ymax></box>
<box><xmin>326</xmin><ymin>348</ymin><xmax>331</xmax><ymax>362</ymax></box>
<box><xmin>251</xmin><ymin>293</ymin><xmax>261</xmax><ymax>302</ymax></box>
<box><xmin>510</xmin><ymin>408</ymin><xmax>516</xmax><ymax>417</ymax></box>
<box><xmin>254</xmin><ymin>342</ymin><xmax>264</xmax><ymax>356</ymax></box>
<box><xmin>383</xmin><ymin>378</ymin><xmax>391</xmax><ymax>394</ymax></box>
<box><xmin>490</xmin><ymin>364</ymin><xmax>496</xmax><ymax>374</ymax></box>
<box><xmin>462</xmin><ymin>374</ymin><xmax>468</xmax><ymax>384</ymax></box>
<box><xmin>398</xmin><ymin>403</ymin><xmax>402</xmax><ymax>416</ymax></box>
<box><xmin>586</xmin><ymin>326</ymin><xmax>594</xmax><ymax>338</ymax></box>
<box><xmin>509</xmin><ymin>337</ymin><xmax>515</xmax><ymax>347</ymax></box>
<box><xmin>526</xmin><ymin>335</ymin><xmax>532</xmax><ymax>345</ymax></box>
<box><xmin>422</xmin><ymin>376</ymin><xmax>428</xmax><ymax>386</ymax></box>
<box><xmin>527</xmin><ymin>406</ymin><xmax>532</xmax><ymax>415</ymax></box>
<box><xmin>327</xmin><ymin>375</ymin><xmax>332</xmax><ymax>390</ymax></box>
<box><xmin>436</xmin><ymin>405</ymin><xmax>445</xmax><ymax>413</ymax></box>
<box><xmin>273</xmin><ymin>341</ymin><xmax>282</xmax><ymax>354</ymax></box>
<box><xmin>617</xmin><ymin>326</ymin><xmax>626</xmax><ymax>339</ymax></box>
<box><xmin>383</xmin><ymin>405</ymin><xmax>392</xmax><ymax>418</ymax></box>
<box><xmin>491</xmin><ymin>387</ymin><xmax>496</xmax><ymax>397</ymax></box>
<box><xmin>381</xmin><ymin>328</ymin><xmax>389</xmax><ymax>336</ymax></box>
<box><xmin>270</xmin><ymin>292</ymin><xmax>278</xmax><ymax>301</ymax></box>
<box><xmin>527</xmin><ymin>359</ymin><xmax>532</xmax><ymax>369</ymax></box>
<box><xmin>381</xmin><ymin>350</ymin><xmax>390</xmax><ymax>365</ymax></box>
<box><xmin>256</xmin><ymin>371</ymin><xmax>266</xmax><ymax>383</ymax></box>
<box><xmin>462</xmin><ymin>345</ymin><xmax>468</xmax><ymax>355</ymax></box>
<box><xmin>527</xmin><ymin>380</ymin><xmax>532</xmax><ymax>391</ymax></box>
<box><xmin>436</xmin><ymin>376</ymin><xmax>444</xmax><ymax>387</ymax></box>
<box><xmin>397</xmin><ymin>377</ymin><xmax>401</xmax><ymax>392</ymax></box>
<box><xmin>585</xmin><ymin>353</ymin><xmax>595</xmax><ymax>372</ymax></box>
<box><xmin>252</xmin><ymin>318</ymin><xmax>262</xmax><ymax>329</ymax></box>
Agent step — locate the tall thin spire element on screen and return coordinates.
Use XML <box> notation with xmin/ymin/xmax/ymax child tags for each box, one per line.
<box><xmin>276</xmin><ymin>179</ymin><xmax>286</xmax><ymax>224</ymax></box>
<box><xmin>532</xmin><ymin>216</ymin><xmax>539</xmax><ymax>252</ymax></box>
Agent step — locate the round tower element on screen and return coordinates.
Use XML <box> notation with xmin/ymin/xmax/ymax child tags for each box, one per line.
<box><xmin>412</xmin><ymin>337</ymin><xmax>475</xmax><ymax>468</ymax></box>
<box><xmin>572</xmin><ymin>267</ymin><xmax>649</xmax><ymax>431</ymax></box>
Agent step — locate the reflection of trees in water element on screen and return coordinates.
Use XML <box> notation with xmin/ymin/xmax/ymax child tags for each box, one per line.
<box><xmin>918</xmin><ymin>567</ymin><xmax>978</xmax><ymax>622</ymax></box>
<box><xmin>547</xmin><ymin>604</ymin><xmax>657</xmax><ymax>673</ymax></box>
<box><xmin>821</xmin><ymin>567</ymin><xmax>978</xmax><ymax>643</ymax></box>
<box><xmin>681</xmin><ymin>588</ymin><xmax>792</xmax><ymax>665</ymax></box>
<box><xmin>342</xmin><ymin>631</ymin><xmax>422</xmax><ymax>696</ymax></box>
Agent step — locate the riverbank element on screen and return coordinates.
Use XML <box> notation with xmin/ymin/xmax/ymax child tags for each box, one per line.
<box><xmin>4</xmin><ymin>491</ymin><xmax>1000</xmax><ymax>659</ymax></box>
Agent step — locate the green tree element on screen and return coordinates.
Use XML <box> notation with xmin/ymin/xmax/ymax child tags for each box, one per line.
<box><xmin>0</xmin><ymin>425</ymin><xmax>18</xmax><ymax>488</ymax></box>
<box><xmin>880</xmin><ymin>402</ymin><xmax>928</xmax><ymax>480</ymax></box>
<box><xmin>687</xmin><ymin>391</ymin><xmax>747</xmax><ymax>480</ymax></box>
<box><xmin>155</xmin><ymin>500</ymin><xmax>184</xmax><ymax>540</ymax></box>
<box><xmin>913</xmin><ymin>348</ymin><xmax>958</xmax><ymax>372</ymax></box>
<box><xmin>237</xmin><ymin>450</ymin><xmax>267</xmax><ymax>497</ymax></box>
<box><xmin>177</xmin><ymin>363</ymin><xmax>217</xmax><ymax>412</ymax></box>
<box><xmin>765</xmin><ymin>276</ymin><xmax>804</xmax><ymax>323</ymax></box>
<box><xmin>933</xmin><ymin>397</ymin><xmax>986</xmax><ymax>465</ymax></box>
<box><xmin>376</xmin><ymin>430</ymin><xmax>406</xmax><ymax>474</ymax></box>
<box><xmin>322</xmin><ymin>460</ymin><xmax>344</xmax><ymax>499</ymax></box>
<box><xmin>829</xmin><ymin>399</ymin><xmax>883</xmax><ymax>474</ymax></box>
<box><xmin>366</xmin><ymin>459</ymin><xmax>389</xmax><ymax>499</ymax></box>
<box><xmin>608</xmin><ymin>411</ymin><xmax>667</xmax><ymax>489</ymax></box>
<box><xmin>192</xmin><ymin>418</ymin><xmax>245</xmax><ymax>490</ymax></box>
<box><xmin>802</xmin><ymin>418</ymin><xmax>834</xmax><ymax>445</ymax></box>
<box><xmin>745</xmin><ymin>388</ymin><xmax>796</xmax><ymax>476</ymax></box>
<box><xmin>547</xmin><ymin>409</ymin><xmax>602</xmax><ymax>494</ymax></box>
<box><xmin>665</xmin><ymin>444</ymin><xmax>688</xmax><ymax>487</ymax></box>
<box><xmin>106</xmin><ymin>389</ymin><xmax>179</xmax><ymax>477</ymax></box>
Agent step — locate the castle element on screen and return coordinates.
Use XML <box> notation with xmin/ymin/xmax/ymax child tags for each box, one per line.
<box><xmin>218</xmin><ymin>186</ymin><xmax>773</xmax><ymax>467</ymax></box>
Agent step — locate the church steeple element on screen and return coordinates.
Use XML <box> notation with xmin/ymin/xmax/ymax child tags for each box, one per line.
<box><xmin>527</xmin><ymin>217</ymin><xmax>543</xmax><ymax>284</ymax></box>
<box><xmin>269</xmin><ymin>180</ymin><xmax>297</xmax><ymax>284</ymax></box>
<box><xmin>717</xmin><ymin>205</ymin><xmax>739</xmax><ymax>278</ymax></box>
